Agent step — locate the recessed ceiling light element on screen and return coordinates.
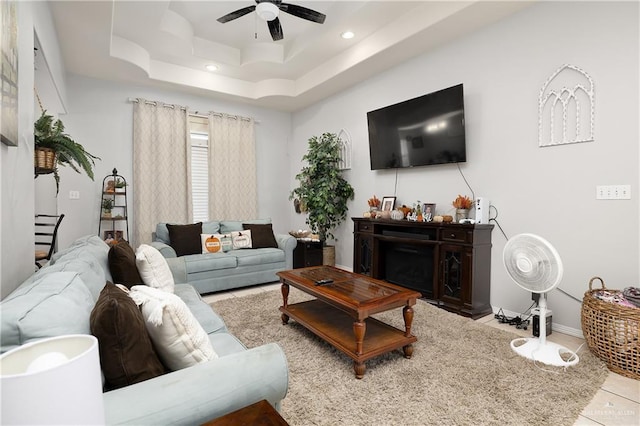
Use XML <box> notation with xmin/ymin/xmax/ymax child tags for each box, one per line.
<box><xmin>341</xmin><ymin>31</ymin><xmax>355</xmax><ymax>40</ymax></box>
<box><xmin>205</xmin><ymin>64</ymin><xmax>218</xmax><ymax>72</ymax></box>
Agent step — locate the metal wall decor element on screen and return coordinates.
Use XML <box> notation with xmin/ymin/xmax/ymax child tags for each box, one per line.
<box><xmin>337</xmin><ymin>128</ymin><xmax>352</xmax><ymax>170</ymax></box>
<box><xmin>538</xmin><ymin>64</ymin><xmax>594</xmax><ymax>147</ymax></box>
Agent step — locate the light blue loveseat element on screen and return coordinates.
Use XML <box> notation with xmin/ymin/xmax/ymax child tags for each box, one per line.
<box><xmin>0</xmin><ymin>235</ymin><xmax>289</xmax><ymax>425</ymax></box>
<box><xmin>151</xmin><ymin>219</ymin><xmax>297</xmax><ymax>295</ymax></box>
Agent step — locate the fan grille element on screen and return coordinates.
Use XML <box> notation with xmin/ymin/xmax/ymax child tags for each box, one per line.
<box><xmin>503</xmin><ymin>233</ymin><xmax>563</xmax><ymax>293</ymax></box>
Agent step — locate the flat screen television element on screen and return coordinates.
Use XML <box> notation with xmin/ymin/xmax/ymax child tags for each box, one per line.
<box><xmin>367</xmin><ymin>84</ymin><xmax>466</xmax><ymax>170</ymax></box>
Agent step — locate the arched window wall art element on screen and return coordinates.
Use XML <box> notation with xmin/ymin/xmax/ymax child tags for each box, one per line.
<box><xmin>337</xmin><ymin>128</ymin><xmax>352</xmax><ymax>170</ymax></box>
<box><xmin>539</xmin><ymin>64</ymin><xmax>594</xmax><ymax>147</ymax></box>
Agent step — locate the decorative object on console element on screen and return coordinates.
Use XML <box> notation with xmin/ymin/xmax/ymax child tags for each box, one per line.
<box><xmin>289</xmin><ymin>229</ymin><xmax>311</xmax><ymax>239</ymax></box>
<box><xmin>390</xmin><ymin>209</ymin><xmax>405</xmax><ymax>221</ymax></box>
<box><xmin>423</xmin><ymin>203</ymin><xmax>436</xmax><ymax>222</ymax></box>
<box><xmin>539</xmin><ymin>64</ymin><xmax>594</xmax><ymax>147</ymax></box>
<box><xmin>381</xmin><ymin>196</ymin><xmax>396</xmax><ymax>212</ymax></box>
<box><xmin>290</xmin><ymin>132</ymin><xmax>355</xmax><ymax>243</ymax></box>
<box><xmin>0</xmin><ymin>334</ymin><xmax>106</xmax><ymax>425</ymax></box>
<box><xmin>452</xmin><ymin>195</ymin><xmax>473</xmax><ymax>223</ymax></box>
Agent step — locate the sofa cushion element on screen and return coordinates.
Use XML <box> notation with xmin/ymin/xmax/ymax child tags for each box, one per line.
<box><xmin>243</xmin><ymin>223</ymin><xmax>278</xmax><ymax>249</ymax></box>
<box><xmin>184</xmin><ymin>253</ymin><xmax>237</xmax><ymax>274</ymax></box>
<box><xmin>37</xmin><ymin>251</ymin><xmax>108</xmax><ymax>301</ymax></box>
<box><xmin>108</xmin><ymin>241</ymin><xmax>144</xmax><ymax>288</ymax></box>
<box><xmin>220</xmin><ymin>218</ymin><xmax>271</xmax><ymax>234</ymax></box>
<box><xmin>90</xmin><ymin>283</ymin><xmax>166</xmax><ymax>390</ymax></box>
<box><xmin>233</xmin><ymin>248</ymin><xmax>285</xmax><ymax>266</ymax></box>
<box><xmin>156</xmin><ymin>221</ymin><xmax>220</xmax><ymax>245</ymax></box>
<box><xmin>0</xmin><ymin>272</ymin><xmax>93</xmax><ymax>354</ymax></box>
<box><xmin>173</xmin><ymin>284</ymin><xmax>227</xmax><ymax>334</ymax></box>
<box><xmin>129</xmin><ymin>286</ymin><xmax>218</xmax><ymax>370</ymax></box>
<box><xmin>167</xmin><ymin>223</ymin><xmax>203</xmax><ymax>256</ymax></box>
<box><xmin>136</xmin><ymin>244</ymin><xmax>175</xmax><ymax>293</ymax></box>
<box><xmin>50</xmin><ymin>235</ymin><xmax>113</xmax><ymax>281</ymax></box>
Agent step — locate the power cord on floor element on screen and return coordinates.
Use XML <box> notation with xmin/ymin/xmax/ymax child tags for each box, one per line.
<box><xmin>494</xmin><ymin>301</ymin><xmax>536</xmax><ymax>330</ymax></box>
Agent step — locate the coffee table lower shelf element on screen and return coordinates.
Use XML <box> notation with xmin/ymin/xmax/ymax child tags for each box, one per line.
<box><xmin>280</xmin><ymin>299</ymin><xmax>416</xmax><ymax>378</ymax></box>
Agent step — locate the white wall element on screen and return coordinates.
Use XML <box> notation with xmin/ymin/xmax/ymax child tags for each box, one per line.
<box><xmin>53</xmin><ymin>74</ymin><xmax>292</xmax><ymax>249</ymax></box>
<box><xmin>290</xmin><ymin>1</ymin><xmax>639</xmax><ymax>331</ymax></box>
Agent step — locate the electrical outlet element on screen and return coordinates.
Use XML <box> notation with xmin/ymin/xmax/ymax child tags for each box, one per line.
<box><xmin>69</xmin><ymin>190</ymin><xmax>80</xmax><ymax>200</ymax></box>
<box><xmin>596</xmin><ymin>185</ymin><xmax>631</xmax><ymax>200</ymax></box>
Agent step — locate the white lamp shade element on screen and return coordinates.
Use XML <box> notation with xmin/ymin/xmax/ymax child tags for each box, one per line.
<box><xmin>0</xmin><ymin>335</ymin><xmax>105</xmax><ymax>425</ymax></box>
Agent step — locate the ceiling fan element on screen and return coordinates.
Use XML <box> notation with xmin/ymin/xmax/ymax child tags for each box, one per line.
<box><xmin>217</xmin><ymin>0</ymin><xmax>326</xmax><ymax>41</ymax></box>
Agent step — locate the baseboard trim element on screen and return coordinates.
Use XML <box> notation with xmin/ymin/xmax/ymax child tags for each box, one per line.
<box><xmin>491</xmin><ymin>306</ymin><xmax>584</xmax><ymax>338</ymax></box>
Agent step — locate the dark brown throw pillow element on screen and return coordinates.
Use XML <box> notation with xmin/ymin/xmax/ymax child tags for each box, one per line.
<box><xmin>242</xmin><ymin>223</ymin><xmax>278</xmax><ymax>249</ymax></box>
<box><xmin>108</xmin><ymin>240</ymin><xmax>143</xmax><ymax>288</ymax></box>
<box><xmin>90</xmin><ymin>282</ymin><xmax>166</xmax><ymax>391</ymax></box>
<box><xmin>167</xmin><ymin>222</ymin><xmax>203</xmax><ymax>256</ymax></box>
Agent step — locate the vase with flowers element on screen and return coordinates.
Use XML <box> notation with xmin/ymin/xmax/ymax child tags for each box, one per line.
<box><xmin>452</xmin><ymin>195</ymin><xmax>473</xmax><ymax>222</ymax></box>
<box><xmin>367</xmin><ymin>195</ymin><xmax>381</xmax><ymax>218</ymax></box>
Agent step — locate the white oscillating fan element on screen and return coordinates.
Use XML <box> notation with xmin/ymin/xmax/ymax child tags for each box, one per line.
<box><xmin>503</xmin><ymin>233</ymin><xmax>579</xmax><ymax>367</ymax></box>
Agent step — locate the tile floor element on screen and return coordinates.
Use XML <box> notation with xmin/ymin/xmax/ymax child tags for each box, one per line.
<box><xmin>203</xmin><ymin>284</ymin><xmax>639</xmax><ymax>426</ymax></box>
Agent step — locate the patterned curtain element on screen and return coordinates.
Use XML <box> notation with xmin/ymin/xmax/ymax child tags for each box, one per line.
<box><xmin>133</xmin><ymin>100</ymin><xmax>191</xmax><ymax>246</ymax></box>
<box><xmin>207</xmin><ymin>113</ymin><xmax>257</xmax><ymax>220</ymax></box>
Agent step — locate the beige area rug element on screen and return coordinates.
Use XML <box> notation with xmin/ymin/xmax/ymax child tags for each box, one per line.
<box><xmin>212</xmin><ymin>290</ymin><xmax>609</xmax><ymax>426</ymax></box>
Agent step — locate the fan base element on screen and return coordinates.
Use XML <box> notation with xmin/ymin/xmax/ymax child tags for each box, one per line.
<box><xmin>510</xmin><ymin>337</ymin><xmax>579</xmax><ymax>367</ymax></box>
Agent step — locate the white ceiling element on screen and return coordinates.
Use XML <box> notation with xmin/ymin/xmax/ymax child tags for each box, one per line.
<box><xmin>48</xmin><ymin>0</ymin><xmax>534</xmax><ymax>112</ymax></box>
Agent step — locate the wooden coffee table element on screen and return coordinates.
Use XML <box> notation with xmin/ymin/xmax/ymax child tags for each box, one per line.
<box><xmin>277</xmin><ymin>265</ymin><xmax>420</xmax><ymax>378</ymax></box>
<box><xmin>201</xmin><ymin>399</ymin><xmax>288</xmax><ymax>425</ymax></box>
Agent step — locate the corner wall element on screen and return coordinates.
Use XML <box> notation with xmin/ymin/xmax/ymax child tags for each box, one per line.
<box><xmin>290</xmin><ymin>1</ymin><xmax>639</xmax><ymax>330</ymax></box>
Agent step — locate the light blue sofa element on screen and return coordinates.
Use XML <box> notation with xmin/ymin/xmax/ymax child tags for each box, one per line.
<box><xmin>152</xmin><ymin>219</ymin><xmax>297</xmax><ymax>295</ymax></box>
<box><xmin>0</xmin><ymin>235</ymin><xmax>289</xmax><ymax>425</ymax></box>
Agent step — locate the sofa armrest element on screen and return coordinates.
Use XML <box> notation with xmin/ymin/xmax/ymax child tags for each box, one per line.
<box><xmin>149</xmin><ymin>241</ymin><xmax>177</xmax><ymax>258</ymax></box>
<box><xmin>275</xmin><ymin>234</ymin><xmax>297</xmax><ymax>270</ymax></box>
<box><xmin>103</xmin><ymin>343</ymin><xmax>288</xmax><ymax>425</ymax></box>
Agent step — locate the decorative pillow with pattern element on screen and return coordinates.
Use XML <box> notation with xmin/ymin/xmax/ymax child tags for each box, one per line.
<box><xmin>128</xmin><ymin>285</ymin><xmax>218</xmax><ymax>371</ymax></box>
<box><xmin>230</xmin><ymin>230</ymin><xmax>252</xmax><ymax>249</ymax></box>
<box><xmin>201</xmin><ymin>233</ymin><xmax>233</xmax><ymax>253</ymax></box>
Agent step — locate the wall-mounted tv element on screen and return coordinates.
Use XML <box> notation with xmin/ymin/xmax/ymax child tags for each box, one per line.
<box><xmin>367</xmin><ymin>84</ymin><xmax>466</xmax><ymax>170</ymax></box>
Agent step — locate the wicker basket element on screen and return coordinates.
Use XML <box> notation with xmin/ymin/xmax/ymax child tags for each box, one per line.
<box><xmin>581</xmin><ymin>277</ymin><xmax>640</xmax><ymax>379</ymax></box>
<box><xmin>34</xmin><ymin>147</ymin><xmax>56</xmax><ymax>174</ymax></box>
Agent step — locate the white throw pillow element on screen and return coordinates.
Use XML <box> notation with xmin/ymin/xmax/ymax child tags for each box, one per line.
<box><xmin>135</xmin><ymin>244</ymin><xmax>175</xmax><ymax>293</ymax></box>
<box><xmin>230</xmin><ymin>230</ymin><xmax>252</xmax><ymax>249</ymax></box>
<box><xmin>129</xmin><ymin>285</ymin><xmax>217</xmax><ymax>370</ymax></box>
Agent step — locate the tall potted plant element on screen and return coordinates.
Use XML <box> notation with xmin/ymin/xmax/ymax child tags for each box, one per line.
<box><xmin>34</xmin><ymin>111</ymin><xmax>100</xmax><ymax>195</ymax></box>
<box><xmin>290</xmin><ymin>133</ymin><xmax>354</xmax><ymax>264</ymax></box>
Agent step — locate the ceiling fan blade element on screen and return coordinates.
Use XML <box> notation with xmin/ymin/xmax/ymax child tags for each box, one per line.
<box><xmin>217</xmin><ymin>5</ymin><xmax>256</xmax><ymax>23</ymax></box>
<box><xmin>267</xmin><ymin>17</ymin><xmax>284</xmax><ymax>41</ymax></box>
<box><xmin>280</xmin><ymin>3</ymin><xmax>326</xmax><ymax>24</ymax></box>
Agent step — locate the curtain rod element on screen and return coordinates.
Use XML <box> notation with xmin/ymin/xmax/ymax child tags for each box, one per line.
<box><xmin>127</xmin><ymin>97</ymin><xmax>259</xmax><ymax>123</ymax></box>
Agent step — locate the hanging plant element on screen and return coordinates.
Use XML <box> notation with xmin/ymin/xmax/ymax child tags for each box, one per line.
<box><xmin>290</xmin><ymin>132</ymin><xmax>355</xmax><ymax>242</ymax></box>
<box><xmin>34</xmin><ymin>111</ymin><xmax>100</xmax><ymax>195</ymax></box>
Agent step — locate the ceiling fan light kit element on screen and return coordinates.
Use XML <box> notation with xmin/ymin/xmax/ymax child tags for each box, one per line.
<box><xmin>256</xmin><ymin>2</ymin><xmax>279</xmax><ymax>21</ymax></box>
<box><xmin>503</xmin><ymin>233</ymin><xmax>579</xmax><ymax>368</ymax></box>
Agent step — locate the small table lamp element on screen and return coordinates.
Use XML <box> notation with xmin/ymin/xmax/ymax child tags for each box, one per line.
<box><xmin>0</xmin><ymin>334</ymin><xmax>105</xmax><ymax>425</ymax></box>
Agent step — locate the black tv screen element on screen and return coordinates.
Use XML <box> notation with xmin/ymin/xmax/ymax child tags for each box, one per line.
<box><xmin>367</xmin><ymin>84</ymin><xmax>466</xmax><ymax>170</ymax></box>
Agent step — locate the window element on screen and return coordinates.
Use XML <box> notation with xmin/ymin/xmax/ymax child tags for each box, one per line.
<box><xmin>189</xmin><ymin>116</ymin><xmax>209</xmax><ymax>222</ymax></box>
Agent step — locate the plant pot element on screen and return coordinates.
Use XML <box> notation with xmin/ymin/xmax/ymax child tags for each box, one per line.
<box><xmin>103</xmin><ymin>211</ymin><xmax>112</xmax><ymax>219</ymax></box>
<box><xmin>456</xmin><ymin>209</ymin><xmax>469</xmax><ymax>223</ymax></box>
<box><xmin>322</xmin><ymin>245</ymin><xmax>335</xmax><ymax>266</ymax></box>
<box><xmin>34</xmin><ymin>147</ymin><xmax>56</xmax><ymax>174</ymax></box>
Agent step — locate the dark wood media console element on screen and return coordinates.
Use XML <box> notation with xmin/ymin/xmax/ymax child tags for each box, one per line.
<box><xmin>352</xmin><ymin>217</ymin><xmax>493</xmax><ymax>319</ymax></box>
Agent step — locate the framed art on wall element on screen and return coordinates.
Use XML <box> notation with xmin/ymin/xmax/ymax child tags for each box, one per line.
<box><xmin>1</xmin><ymin>0</ymin><xmax>19</xmax><ymax>146</ymax></box>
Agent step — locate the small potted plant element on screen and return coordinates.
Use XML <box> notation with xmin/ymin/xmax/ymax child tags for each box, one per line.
<box><xmin>114</xmin><ymin>178</ymin><xmax>127</xmax><ymax>192</ymax></box>
<box><xmin>102</xmin><ymin>198</ymin><xmax>114</xmax><ymax>219</ymax></box>
<box><xmin>452</xmin><ymin>195</ymin><xmax>473</xmax><ymax>222</ymax></box>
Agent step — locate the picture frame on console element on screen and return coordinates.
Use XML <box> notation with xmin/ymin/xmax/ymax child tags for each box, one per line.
<box><xmin>423</xmin><ymin>203</ymin><xmax>436</xmax><ymax>222</ymax></box>
<box><xmin>381</xmin><ymin>196</ymin><xmax>396</xmax><ymax>211</ymax></box>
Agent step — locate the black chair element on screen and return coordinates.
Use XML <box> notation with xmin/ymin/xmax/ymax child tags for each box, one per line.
<box><xmin>35</xmin><ymin>214</ymin><xmax>65</xmax><ymax>269</ymax></box>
